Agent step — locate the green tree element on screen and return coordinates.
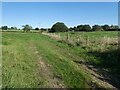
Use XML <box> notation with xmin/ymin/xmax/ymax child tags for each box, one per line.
<box><xmin>50</xmin><ymin>22</ymin><xmax>69</xmax><ymax>32</ymax></box>
<box><xmin>11</xmin><ymin>27</ymin><xmax>14</xmax><ymax>30</ymax></box>
<box><xmin>92</xmin><ymin>25</ymin><xmax>103</xmax><ymax>31</ymax></box>
<box><xmin>11</xmin><ymin>27</ymin><xmax>17</xmax><ymax>30</ymax></box>
<box><xmin>111</xmin><ymin>25</ymin><xmax>119</xmax><ymax>30</ymax></box>
<box><xmin>82</xmin><ymin>25</ymin><xmax>91</xmax><ymax>32</ymax></box>
<box><xmin>22</xmin><ymin>25</ymin><xmax>32</xmax><ymax>32</ymax></box>
<box><xmin>2</xmin><ymin>26</ymin><xmax>8</xmax><ymax>30</ymax></box>
<box><xmin>102</xmin><ymin>24</ymin><xmax>110</xmax><ymax>31</ymax></box>
<box><xmin>73</xmin><ymin>26</ymin><xmax>77</xmax><ymax>31</ymax></box>
<box><xmin>40</xmin><ymin>28</ymin><xmax>47</xmax><ymax>31</ymax></box>
<box><xmin>76</xmin><ymin>25</ymin><xmax>84</xmax><ymax>31</ymax></box>
<box><xmin>69</xmin><ymin>27</ymin><xmax>74</xmax><ymax>31</ymax></box>
<box><xmin>35</xmin><ymin>27</ymin><xmax>39</xmax><ymax>30</ymax></box>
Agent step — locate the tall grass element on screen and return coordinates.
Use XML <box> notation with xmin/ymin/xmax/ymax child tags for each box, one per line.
<box><xmin>45</xmin><ymin>31</ymin><xmax>119</xmax><ymax>74</ymax></box>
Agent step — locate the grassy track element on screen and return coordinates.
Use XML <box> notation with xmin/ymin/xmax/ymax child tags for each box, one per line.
<box><xmin>43</xmin><ymin>31</ymin><xmax>120</xmax><ymax>88</ymax></box>
<box><xmin>2</xmin><ymin>31</ymin><xmax>119</xmax><ymax>88</ymax></box>
<box><xmin>2</xmin><ymin>32</ymin><xmax>90</xmax><ymax>88</ymax></box>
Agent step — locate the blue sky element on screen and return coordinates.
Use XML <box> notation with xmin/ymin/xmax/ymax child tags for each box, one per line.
<box><xmin>2</xmin><ymin>2</ymin><xmax>118</xmax><ymax>28</ymax></box>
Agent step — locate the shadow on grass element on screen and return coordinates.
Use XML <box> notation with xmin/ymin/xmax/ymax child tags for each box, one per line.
<box><xmin>86</xmin><ymin>49</ymin><xmax>120</xmax><ymax>88</ymax></box>
<box><xmin>87</xmin><ymin>49</ymin><xmax>119</xmax><ymax>74</ymax></box>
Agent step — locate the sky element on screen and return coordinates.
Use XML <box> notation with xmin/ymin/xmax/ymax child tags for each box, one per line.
<box><xmin>2</xmin><ymin>2</ymin><xmax>118</xmax><ymax>29</ymax></box>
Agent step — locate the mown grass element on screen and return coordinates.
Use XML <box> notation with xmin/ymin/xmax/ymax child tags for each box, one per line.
<box><xmin>2</xmin><ymin>31</ymin><xmax>119</xmax><ymax>88</ymax></box>
<box><xmin>2</xmin><ymin>32</ymin><xmax>46</xmax><ymax>88</ymax></box>
<box><xmin>2</xmin><ymin>32</ymin><xmax>91</xmax><ymax>88</ymax></box>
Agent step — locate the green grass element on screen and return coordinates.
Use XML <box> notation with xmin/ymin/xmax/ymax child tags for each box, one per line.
<box><xmin>56</xmin><ymin>31</ymin><xmax>119</xmax><ymax>74</ymax></box>
<box><xmin>58</xmin><ymin>31</ymin><xmax>118</xmax><ymax>38</ymax></box>
<box><xmin>2</xmin><ymin>31</ymin><xmax>119</xmax><ymax>88</ymax></box>
<box><xmin>2</xmin><ymin>32</ymin><xmax>46</xmax><ymax>88</ymax></box>
<box><xmin>2</xmin><ymin>32</ymin><xmax>91</xmax><ymax>88</ymax></box>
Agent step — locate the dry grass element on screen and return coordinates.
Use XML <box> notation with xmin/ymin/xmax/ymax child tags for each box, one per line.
<box><xmin>43</xmin><ymin>32</ymin><xmax>118</xmax><ymax>52</ymax></box>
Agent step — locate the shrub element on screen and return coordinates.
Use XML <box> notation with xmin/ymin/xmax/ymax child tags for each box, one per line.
<box><xmin>22</xmin><ymin>25</ymin><xmax>32</xmax><ymax>32</ymax></box>
<box><xmin>92</xmin><ymin>25</ymin><xmax>103</xmax><ymax>31</ymax></box>
<box><xmin>2</xmin><ymin>26</ymin><xmax>8</xmax><ymax>30</ymax></box>
<box><xmin>50</xmin><ymin>22</ymin><xmax>69</xmax><ymax>32</ymax></box>
<box><xmin>35</xmin><ymin>27</ymin><xmax>39</xmax><ymax>30</ymax></box>
<box><xmin>82</xmin><ymin>25</ymin><xmax>92</xmax><ymax>32</ymax></box>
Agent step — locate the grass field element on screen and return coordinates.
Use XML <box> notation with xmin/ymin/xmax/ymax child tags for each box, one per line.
<box><xmin>2</xmin><ymin>31</ymin><xmax>120</xmax><ymax>88</ymax></box>
<box><xmin>56</xmin><ymin>31</ymin><xmax>119</xmax><ymax>73</ymax></box>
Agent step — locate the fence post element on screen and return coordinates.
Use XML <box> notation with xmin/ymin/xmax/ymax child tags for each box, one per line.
<box><xmin>59</xmin><ymin>33</ymin><xmax>61</xmax><ymax>39</ymax></box>
<box><xmin>86</xmin><ymin>35</ymin><xmax>88</xmax><ymax>46</ymax></box>
<box><xmin>67</xmin><ymin>33</ymin><xmax>69</xmax><ymax>41</ymax></box>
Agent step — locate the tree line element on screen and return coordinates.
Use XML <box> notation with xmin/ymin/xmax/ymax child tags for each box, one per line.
<box><xmin>1</xmin><ymin>22</ymin><xmax>119</xmax><ymax>32</ymax></box>
<box><xmin>50</xmin><ymin>22</ymin><xmax>119</xmax><ymax>32</ymax></box>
